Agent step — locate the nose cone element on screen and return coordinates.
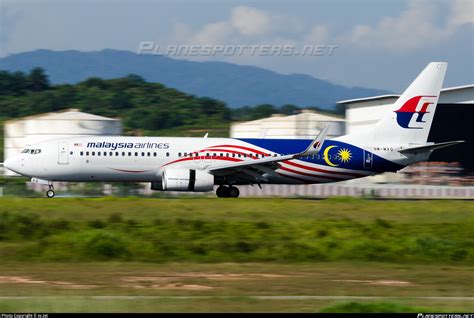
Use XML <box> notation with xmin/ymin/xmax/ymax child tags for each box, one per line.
<box><xmin>4</xmin><ymin>156</ymin><xmax>21</xmax><ymax>174</ymax></box>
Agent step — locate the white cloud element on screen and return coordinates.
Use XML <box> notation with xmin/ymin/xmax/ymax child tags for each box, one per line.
<box><xmin>447</xmin><ymin>0</ymin><xmax>474</xmax><ymax>28</ymax></box>
<box><xmin>175</xmin><ymin>5</ymin><xmax>325</xmax><ymax>47</ymax></box>
<box><xmin>305</xmin><ymin>25</ymin><xmax>329</xmax><ymax>43</ymax></box>
<box><xmin>191</xmin><ymin>21</ymin><xmax>234</xmax><ymax>45</ymax></box>
<box><xmin>346</xmin><ymin>0</ymin><xmax>473</xmax><ymax>51</ymax></box>
<box><xmin>173</xmin><ymin>1</ymin><xmax>472</xmax><ymax>54</ymax></box>
<box><xmin>230</xmin><ymin>6</ymin><xmax>271</xmax><ymax>36</ymax></box>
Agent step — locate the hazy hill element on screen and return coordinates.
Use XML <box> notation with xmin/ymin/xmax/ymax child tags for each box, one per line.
<box><xmin>0</xmin><ymin>49</ymin><xmax>389</xmax><ymax>108</ymax></box>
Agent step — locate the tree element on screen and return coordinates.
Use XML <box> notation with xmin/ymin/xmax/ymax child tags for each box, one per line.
<box><xmin>28</xmin><ymin>67</ymin><xmax>50</xmax><ymax>91</ymax></box>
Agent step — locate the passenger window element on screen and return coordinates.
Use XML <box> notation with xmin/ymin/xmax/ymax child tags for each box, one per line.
<box><xmin>147</xmin><ymin>152</ymin><xmax>150</xmax><ymax>157</ymax></box>
<box><xmin>103</xmin><ymin>152</ymin><xmax>106</xmax><ymax>156</ymax></box>
<box><xmin>110</xmin><ymin>152</ymin><xmax>113</xmax><ymax>156</ymax></box>
<box><xmin>86</xmin><ymin>152</ymin><xmax>89</xmax><ymax>156</ymax></box>
<box><xmin>226</xmin><ymin>153</ymin><xmax>230</xmax><ymax>157</ymax></box>
<box><xmin>70</xmin><ymin>151</ymin><xmax>73</xmax><ymax>155</ymax></box>
<box><xmin>166</xmin><ymin>152</ymin><xmax>169</xmax><ymax>157</ymax></box>
<box><xmin>153</xmin><ymin>152</ymin><xmax>157</xmax><ymax>157</ymax></box>
<box><xmin>92</xmin><ymin>152</ymin><xmax>95</xmax><ymax>156</ymax></box>
<box><xmin>141</xmin><ymin>152</ymin><xmax>145</xmax><ymax>157</ymax></box>
<box><xmin>135</xmin><ymin>152</ymin><xmax>138</xmax><ymax>157</ymax></box>
<box><xmin>178</xmin><ymin>152</ymin><xmax>182</xmax><ymax>157</ymax></box>
<box><xmin>115</xmin><ymin>152</ymin><xmax>118</xmax><ymax>157</ymax></box>
<box><xmin>128</xmin><ymin>152</ymin><xmax>132</xmax><ymax>156</ymax></box>
<box><xmin>80</xmin><ymin>151</ymin><xmax>84</xmax><ymax>156</ymax></box>
<box><xmin>98</xmin><ymin>152</ymin><xmax>101</xmax><ymax>156</ymax></box>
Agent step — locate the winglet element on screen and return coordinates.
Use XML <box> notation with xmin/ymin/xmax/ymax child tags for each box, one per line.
<box><xmin>203</xmin><ymin>133</ymin><xmax>209</xmax><ymax>138</ymax></box>
<box><xmin>296</xmin><ymin>125</ymin><xmax>330</xmax><ymax>157</ymax></box>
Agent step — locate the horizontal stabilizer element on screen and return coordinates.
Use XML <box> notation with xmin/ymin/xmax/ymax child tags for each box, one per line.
<box><xmin>399</xmin><ymin>140</ymin><xmax>464</xmax><ymax>154</ymax></box>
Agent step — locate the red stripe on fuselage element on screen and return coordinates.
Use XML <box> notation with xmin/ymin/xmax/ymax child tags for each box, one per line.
<box><xmin>207</xmin><ymin>144</ymin><xmax>268</xmax><ymax>155</ymax></box>
<box><xmin>109</xmin><ymin>168</ymin><xmax>150</xmax><ymax>173</ymax></box>
<box><xmin>279</xmin><ymin>166</ymin><xmax>339</xmax><ymax>181</ymax></box>
<box><xmin>199</xmin><ymin>148</ymin><xmax>250</xmax><ymax>157</ymax></box>
<box><xmin>162</xmin><ymin>156</ymin><xmax>242</xmax><ymax>167</ymax></box>
<box><xmin>283</xmin><ymin>160</ymin><xmax>365</xmax><ymax>178</ymax></box>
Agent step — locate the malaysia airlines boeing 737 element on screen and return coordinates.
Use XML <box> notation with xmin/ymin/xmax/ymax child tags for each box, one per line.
<box><xmin>2</xmin><ymin>62</ymin><xmax>464</xmax><ymax>198</ymax></box>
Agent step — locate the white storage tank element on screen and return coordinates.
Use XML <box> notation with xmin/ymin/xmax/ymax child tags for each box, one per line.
<box><xmin>4</xmin><ymin>109</ymin><xmax>122</xmax><ymax>175</ymax></box>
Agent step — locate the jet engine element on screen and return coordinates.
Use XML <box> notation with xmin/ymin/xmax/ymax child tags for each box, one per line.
<box><xmin>160</xmin><ymin>168</ymin><xmax>214</xmax><ymax>192</ymax></box>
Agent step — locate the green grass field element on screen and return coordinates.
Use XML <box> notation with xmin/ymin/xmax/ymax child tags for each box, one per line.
<box><xmin>0</xmin><ymin>197</ymin><xmax>473</xmax><ymax>312</ymax></box>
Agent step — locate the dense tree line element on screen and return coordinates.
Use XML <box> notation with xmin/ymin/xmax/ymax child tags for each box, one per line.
<box><xmin>0</xmin><ymin>68</ymin><xmax>341</xmax><ymax>136</ymax></box>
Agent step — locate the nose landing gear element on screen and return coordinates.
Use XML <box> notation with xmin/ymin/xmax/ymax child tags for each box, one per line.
<box><xmin>216</xmin><ymin>185</ymin><xmax>240</xmax><ymax>198</ymax></box>
<box><xmin>46</xmin><ymin>183</ymin><xmax>55</xmax><ymax>198</ymax></box>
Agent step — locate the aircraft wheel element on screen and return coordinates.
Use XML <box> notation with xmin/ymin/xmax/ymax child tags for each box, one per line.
<box><xmin>46</xmin><ymin>190</ymin><xmax>55</xmax><ymax>198</ymax></box>
<box><xmin>228</xmin><ymin>186</ymin><xmax>240</xmax><ymax>198</ymax></box>
<box><xmin>216</xmin><ymin>186</ymin><xmax>230</xmax><ymax>198</ymax></box>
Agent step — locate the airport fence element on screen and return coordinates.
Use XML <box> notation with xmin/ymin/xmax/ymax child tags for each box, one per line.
<box><xmin>238</xmin><ymin>184</ymin><xmax>474</xmax><ymax>199</ymax></box>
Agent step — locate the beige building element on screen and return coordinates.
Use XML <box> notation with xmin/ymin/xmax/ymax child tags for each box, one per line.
<box><xmin>4</xmin><ymin>109</ymin><xmax>122</xmax><ymax>176</ymax></box>
<box><xmin>230</xmin><ymin>109</ymin><xmax>345</xmax><ymax>139</ymax></box>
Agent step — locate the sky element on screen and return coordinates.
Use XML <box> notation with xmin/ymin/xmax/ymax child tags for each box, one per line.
<box><xmin>0</xmin><ymin>0</ymin><xmax>473</xmax><ymax>91</ymax></box>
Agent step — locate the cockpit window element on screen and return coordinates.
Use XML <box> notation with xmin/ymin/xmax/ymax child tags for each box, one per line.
<box><xmin>21</xmin><ymin>148</ymin><xmax>41</xmax><ymax>154</ymax></box>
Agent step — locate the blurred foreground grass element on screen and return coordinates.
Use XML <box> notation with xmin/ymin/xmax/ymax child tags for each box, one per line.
<box><xmin>0</xmin><ymin>197</ymin><xmax>473</xmax><ymax>263</ymax></box>
<box><xmin>0</xmin><ymin>262</ymin><xmax>472</xmax><ymax>312</ymax></box>
<box><xmin>0</xmin><ymin>197</ymin><xmax>473</xmax><ymax>312</ymax></box>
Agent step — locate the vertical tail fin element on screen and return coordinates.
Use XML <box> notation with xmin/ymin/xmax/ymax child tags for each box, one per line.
<box><xmin>374</xmin><ymin>62</ymin><xmax>447</xmax><ymax>145</ymax></box>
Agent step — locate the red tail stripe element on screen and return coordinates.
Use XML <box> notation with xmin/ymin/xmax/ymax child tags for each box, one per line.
<box><xmin>284</xmin><ymin>160</ymin><xmax>365</xmax><ymax>177</ymax></box>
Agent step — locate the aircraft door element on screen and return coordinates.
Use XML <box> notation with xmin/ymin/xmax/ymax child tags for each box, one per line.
<box><xmin>58</xmin><ymin>142</ymin><xmax>69</xmax><ymax>165</ymax></box>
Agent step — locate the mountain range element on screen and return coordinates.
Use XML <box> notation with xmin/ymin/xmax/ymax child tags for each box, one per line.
<box><xmin>0</xmin><ymin>49</ymin><xmax>390</xmax><ymax>108</ymax></box>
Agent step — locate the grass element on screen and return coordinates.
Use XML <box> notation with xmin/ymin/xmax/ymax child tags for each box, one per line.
<box><xmin>0</xmin><ymin>197</ymin><xmax>473</xmax><ymax>264</ymax></box>
<box><xmin>0</xmin><ymin>197</ymin><xmax>472</xmax><ymax>312</ymax></box>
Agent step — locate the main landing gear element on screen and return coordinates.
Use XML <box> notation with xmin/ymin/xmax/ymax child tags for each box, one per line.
<box><xmin>46</xmin><ymin>183</ymin><xmax>55</xmax><ymax>198</ymax></box>
<box><xmin>216</xmin><ymin>185</ymin><xmax>240</xmax><ymax>198</ymax></box>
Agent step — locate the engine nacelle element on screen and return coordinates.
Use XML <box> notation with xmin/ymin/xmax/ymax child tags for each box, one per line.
<box><xmin>161</xmin><ymin>168</ymin><xmax>214</xmax><ymax>192</ymax></box>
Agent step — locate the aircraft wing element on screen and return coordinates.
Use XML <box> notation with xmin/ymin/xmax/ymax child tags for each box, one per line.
<box><xmin>207</xmin><ymin>126</ymin><xmax>330</xmax><ymax>181</ymax></box>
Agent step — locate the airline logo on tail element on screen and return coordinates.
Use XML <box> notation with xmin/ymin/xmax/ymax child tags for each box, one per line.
<box><xmin>394</xmin><ymin>95</ymin><xmax>437</xmax><ymax>129</ymax></box>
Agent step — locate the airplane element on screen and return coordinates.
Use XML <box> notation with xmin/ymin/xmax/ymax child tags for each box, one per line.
<box><xmin>2</xmin><ymin>62</ymin><xmax>464</xmax><ymax>198</ymax></box>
